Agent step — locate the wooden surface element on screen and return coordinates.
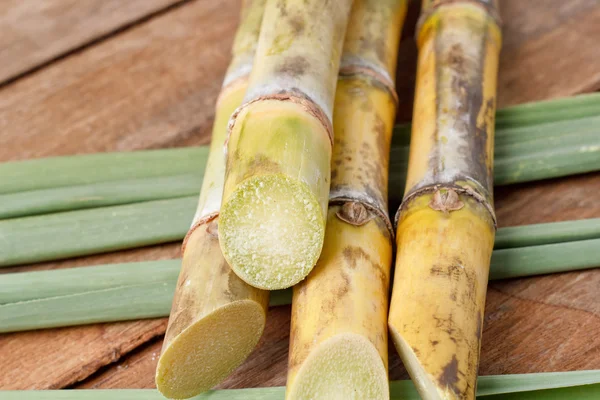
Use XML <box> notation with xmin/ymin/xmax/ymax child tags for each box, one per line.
<box><xmin>0</xmin><ymin>0</ymin><xmax>599</xmax><ymax>392</ymax></box>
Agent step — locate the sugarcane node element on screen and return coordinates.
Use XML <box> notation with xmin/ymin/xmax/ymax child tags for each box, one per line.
<box><xmin>338</xmin><ymin>62</ymin><xmax>399</xmax><ymax>107</ymax></box>
<box><xmin>335</xmin><ymin>201</ymin><xmax>372</xmax><ymax>226</ymax></box>
<box><xmin>330</xmin><ymin>196</ymin><xmax>394</xmax><ymax>239</ymax></box>
<box><xmin>224</xmin><ymin>91</ymin><xmax>334</xmax><ymax>154</ymax></box>
<box><xmin>429</xmin><ymin>189</ymin><xmax>465</xmax><ymax>214</ymax></box>
<box><xmin>180</xmin><ymin>212</ymin><xmax>219</xmax><ymax>254</ymax></box>
<box><xmin>416</xmin><ymin>0</ymin><xmax>502</xmax><ymax>39</ymax></box>
<box><xmin>395</xmin><ymin>184</ymin><xmax>497</xmax><ymax>228</ymax></box>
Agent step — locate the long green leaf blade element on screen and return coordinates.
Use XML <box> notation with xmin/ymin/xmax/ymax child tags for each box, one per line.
<box><xmin>0</xmin><ymin>371</ymin><xmax>598</xmax><ymax>399</ymax></box>
<box><xmin>1</xmin><ymin>94</ymin><xmax>599</xmax><ymax>218</ymax></box>
<box><xmin>1</xmin><ymin>231</ymin><xmax>598</xmax><ymax>332</ymax></box>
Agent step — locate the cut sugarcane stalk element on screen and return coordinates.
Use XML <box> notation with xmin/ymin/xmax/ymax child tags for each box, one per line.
<box><xmin>218</xmin><ymin>0</ymin><xmax>354</xmax><ymax>290</ymax></box>
<box><xmin>388</xmin><ymin>1</ymin><xmax>502</xmax><ymax>399</ymax></box>
<box><xmin>155</xmin><ymin>1</ymin><xmax>269</xmax><ymax>398</ymax></box>
<box><xmin>0</xmin><ymin>372</ymin><xmax>599</xmax><ymax>399</ymax></box>
<box><xmin>286</xmin><ymin>1</ymin><xmax>406</xmax><ymax>399</ymax></box>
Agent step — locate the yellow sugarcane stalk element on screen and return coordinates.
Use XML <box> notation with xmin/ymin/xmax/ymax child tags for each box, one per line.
<box><xmin>286</xmin><ymin>2</ymin><xmax>407</xmax><ymax>399</ymax></box>
<box><xmin>388</xmin><ymin>1</ymin><xmax>501</xmax><ymax>399</ymax></box>
<box><xmin>219</xmin><ymin>0</ymin><xmax>354</xmax><ymax>290</ymax></box>
<box><xmin>155</xmin><ymin>2</ymin><xmax>269</xmax><ymax>398</ymax></box>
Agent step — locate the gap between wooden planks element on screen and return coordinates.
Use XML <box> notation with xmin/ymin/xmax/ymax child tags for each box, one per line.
<box><xmin>0</xmin><ymin>0</ymin><xmax>599</xmax><ymax>390</ymax></box>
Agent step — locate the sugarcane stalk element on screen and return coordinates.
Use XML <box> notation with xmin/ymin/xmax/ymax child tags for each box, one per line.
<box><xmin>155</xmin><ymin>2</ymin><xmax>269</xmax><ymax>398</ymax></box>
<box><xmin>388</xmin><ymin>1</ymin><xmax>502</xmax><ymax>399</ymax></box>
<box><xmin>218</xmin><ymin>0</ymin><xmax>354</xmax><ymax>290</ymax></box>
<box><xmin>286</xmin><ymin>1</ymin><xmax>406</xmax><ymax>399</ymax></box>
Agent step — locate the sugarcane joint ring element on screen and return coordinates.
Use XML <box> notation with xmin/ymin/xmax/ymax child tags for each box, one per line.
<box><xmin>395</xmin><ymin>184</ymin><xmax>497</xmax><ymax>229</ymax></box>
<box><xmin>338</xmin><ymin>63</ymin><xmax>399</xmax><ymax>108</ymax></box>
<box><xmin>330</xmin><ymin>197</ymin><xmax>394</xmax><ymax>240</ymax></box>
<box><xmin>415</xmin><ymin>0</ymin><xmax>502</xmax><ymax>42</ymax></box>
<box><xmin>224</xmin><ymin>91</ymin><xmax>334</xmax><ymax>154</ymax></box>
<box><xmin>181</xmin><ymin>212</ymin><xmax>219</xmax><ymax>254</ymax></box>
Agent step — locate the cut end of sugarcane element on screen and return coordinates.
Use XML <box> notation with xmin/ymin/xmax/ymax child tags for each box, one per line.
<box><xmin>286</xmin><ymin>333</ymin><xmax>389</xmax><ymax>400</ymax></box>
<box><xmin>156</xmin><ymin>299</ymin><xmax>266</xmax><ymax>399</ymax></box>
<box><xmin>220</xmin><ymin>174</ymin><xmax>325</xmax><ymax>290</ymax></box>
<box><xmin>389</xmin><ymin>326</ymin><xmax>451</xmax><ymax>400</ymax></box>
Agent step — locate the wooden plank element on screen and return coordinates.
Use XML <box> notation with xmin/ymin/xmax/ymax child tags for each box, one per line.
<box><xmin>0</xmin><ymin>0</ymin><xmax>185</xmax><ymax>85</ymax></box>
<box><xmin>0</xmin><ymin>0</ymin><xmax>241</xmax><ymax>162</ymax></box>
<box><xmin>0</xmin><ymin>319</ymin><xmax>167</xmax><ymax>390</ymax></box>
<box><xmin>497</xmin><ymin>2</ymin><xmax>600</xmax><ymax>106</ymax></box>
<box><xmin>1</xmin><ymin>0</ymin><xmax>600</xmax><ymax>391</ymax></box>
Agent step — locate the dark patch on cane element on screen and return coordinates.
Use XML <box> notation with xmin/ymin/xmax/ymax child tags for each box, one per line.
<box><xmin>246</xmin><ymin>154</ymin><xmax>281</xmax><ymax>176</ymax></box>
<box><xmin>336</xmin><ymin>272</ymin><xmax>351</xmax><ymax>300</ymax></box>
<box><xmin>330</xmin><ymin>168</ymin><xmax>338</xmax><ymax>181</ymax></box>
<box><xmin>288</xmin><ymin>15</ymin><xmax>305</xmax><ymax>35</ymax></box>
<box><xmin>276</xmin><ymin>56</ymin><xmax>309</xmax><ymax>78</ymax></box>
<box><xmin>412</xmin><ymin>346</ymin><xmax>420</xmax><ymax>356</ymax></box>
<box><xmin>219</xmin><ymin>259</ymin><xmax>230</xmax><ymax>275</ymax></box>
<box><xmin>431</xmin><ymin>340</ymin><xmax>439</xmax><ymax>347</ymax></box>
<box><xmin>476</xmin><ymin>311</ymin><xmax>483</xmax><ymax>340</ymax></box>
<box><xmin>447</xmin><ymin>44</ymin><xmax>466</xmax><ymax>74</ymax></box>
<box><xmin>276</xmin><ymin>0</ymin><xmax>288</xmax><ymax>17</ymax></box>
<box><xmin>439</xmin><ymin>355</ymin><xmax>460</xmax><ymax>395</ymax></box>
<box><xmin>342</xmin><ymin>245</ymin><xmax>369</xmax><ymax>269</ymax></box>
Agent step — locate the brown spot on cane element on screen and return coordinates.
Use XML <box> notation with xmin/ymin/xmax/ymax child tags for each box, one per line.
<box><xmin>336</xmin><ymin>202</ymin><xmax>373</xmax><ymax>226</ymax></box>
<box><xmin>246</xmin><ymin>154</ymin><xmax>281</xmax><ymax>176</ymax></box>
<box><xmin>476</xmin><ymin>311</ymin><xmax>483</xmax><ymax>340</ymax></box>
<box><xmin>429</xmin><ymin>189</ymin><xmax>464</xmax><ymax>213</ymax></box>
<box><xmin>275</xmin><ymin>56</ymin><xmax>310</xmax><ymax>78</ymax></box>
<box><xmin>288</xmin><ymin>15</ymin><xmax>305</xmax><ymax>35</ymax></box>
<box><xmin>342</xmin><ymin>245</ymin><xmax>367</xmax><ymax>269</ymax></box>
<box><xmin>439</xmin><ymin>355</ymin><xmax>460</xmax><ymax>395</ymax></box>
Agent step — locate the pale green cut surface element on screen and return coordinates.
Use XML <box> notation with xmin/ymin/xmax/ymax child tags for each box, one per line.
<box><xmin>219</xmin><ymin>174</ymin><xmax>325</xmax><ymax>290</ymax></box>
<box><xmin>287</xmin><ymin>333</ymin><xmax>389</xmax><ymax>400</ymax></box>
<box><xmin>156</xmin><ymin>300</ymin><xmax>266</xmax><ymax>399</ymax></box>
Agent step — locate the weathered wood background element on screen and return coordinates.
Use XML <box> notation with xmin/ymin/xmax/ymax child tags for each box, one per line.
<box><xmin>0</xmin><ymin>0</ymin><xmax>599</xmax><ymax>391</ymax></box>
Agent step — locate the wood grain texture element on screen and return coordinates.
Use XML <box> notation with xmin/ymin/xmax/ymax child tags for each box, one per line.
<box><xmin>0</xmin><ymin>319</ymin><xmax>167</xmax><ymax>390</ymax></box>
<box><xmin>0</xmin><ymin>0</ymin><xmax>185</xmax><ymax>85</ymax></box>
<box><xmin>0</xmin><ymin>0</ymin><xmax>241</xmax><ymax>162</ymax></box>
<box><xmin>1</xmin><ymin>0</ymin><xmax>599</xmax><ymax>392</ymax></box>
